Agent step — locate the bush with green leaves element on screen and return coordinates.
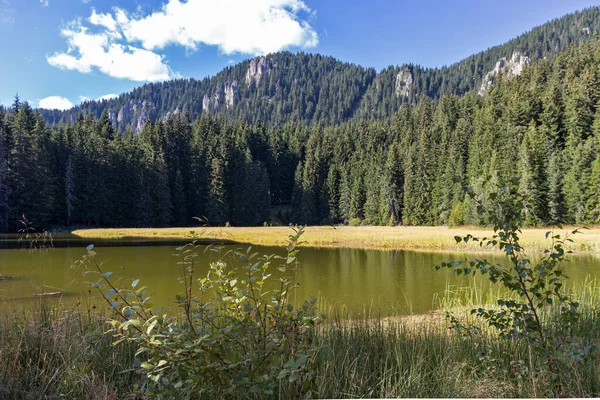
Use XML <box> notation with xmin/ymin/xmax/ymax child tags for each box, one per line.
<box><xmin>437</xmin><ymin>177</ymin><xmax>597</xmax><ymax>393</ymax></box>
<box><xmin>77</xmin><ymin>226</ymin><xmax>320</xmax><ymax>398</ymax></box>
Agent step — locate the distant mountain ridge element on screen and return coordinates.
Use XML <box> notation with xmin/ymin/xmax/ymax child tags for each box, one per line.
<box><xmin>39</xmin><ymin>6</ymin><xmax>600</xmax><ymax>131</ymax></box>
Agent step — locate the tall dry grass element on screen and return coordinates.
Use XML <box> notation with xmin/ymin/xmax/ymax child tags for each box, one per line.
<box><xmin>66</xmin><ymin>225</ymin><xmax>600</xmax><ymax>252</ymax></box>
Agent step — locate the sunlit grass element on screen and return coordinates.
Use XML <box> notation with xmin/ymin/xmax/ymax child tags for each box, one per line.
<box><xmin>65</xmin><ymin>225</ymin><xmax>600</xmax><ymax>252</ymax></box>
<box><xmin>2</xmin><ymin>282</ymin><xmax>598</xmax><ymax>398</ymax></box>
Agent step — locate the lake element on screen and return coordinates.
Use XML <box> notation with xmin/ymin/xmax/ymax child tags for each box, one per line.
<box><xmin>1</xmin><ymin>241</ymin><xmax>599</xmax><ymax>316</ymax></box>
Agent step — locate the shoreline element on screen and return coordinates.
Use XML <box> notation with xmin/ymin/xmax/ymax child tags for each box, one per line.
<box><xmin>20</xmin><ymin>225</ymin><xmax>600</xmax><ymax>253</ymax></box>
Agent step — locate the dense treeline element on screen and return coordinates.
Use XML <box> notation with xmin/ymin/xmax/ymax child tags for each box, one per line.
<box><xmin>40</xmin><ymin>8</ymin><xmax>600</xmax><ymax>132</ymax></box>
<box><xmin>0</xmin><ymin>102</ymin><xmax>278</xmax><ymax>230</ymax></box>
<box><xmin>296</xmin><ymin>39</ymin><xmax>600</xmax><ymax>226</ymax></box>
<box><xmin>2</xmin><ymin>39</ymin><xmax>600</xmax><ymax>231</ymax></box>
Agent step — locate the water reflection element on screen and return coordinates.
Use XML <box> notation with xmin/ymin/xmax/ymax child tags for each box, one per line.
<box><xmin>0</xmin><ymin>243</ymin><xmax>598</xmax><ymax>316</ymax></box>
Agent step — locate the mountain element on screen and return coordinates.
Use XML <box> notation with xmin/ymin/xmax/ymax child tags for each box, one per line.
<box><xmin>355</xmin><ymin>6</ymin><xmax>600</xmax><ymax>119</ymax></box>
<box><xmin>41</xmin><ymin>53</ymin><xmax>377</xmax><ymax>131</ymax></box>
<box><xmin>40</xmin><ymin>7</ymin><xmax>600</xmax><ymax>132</ymax></box>
<box><xmin>3</xmin><ymin>11</ymin><xmax>600</xmax><ymax>231</ymax></box>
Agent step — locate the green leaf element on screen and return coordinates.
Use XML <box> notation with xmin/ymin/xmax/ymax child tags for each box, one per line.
<box><xmin>129</xmin><ymin>319</ymin><xmax>141</xmax><ymax>328</ymax></box>
<box><xmin>147</xmin><ymin>321</ymin><xmax>157</xmax><ymax>334</ymax></box>
<box><xmin>277</xmin><ymin>369</ymin><xmax>289</xmax><ymax>379</ymax></box>
<box><xmin>132</xmin><ymin>279</ymin><xmax>139</xmax><ymax>288</ymax></box>
<box><xmin>140</xmin><ymin>361</ymin><xmax>154</xmax><ymax>369</ymax></box>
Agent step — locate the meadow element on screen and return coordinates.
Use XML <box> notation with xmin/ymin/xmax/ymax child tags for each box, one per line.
<box><xmin>68</xmin><ymin>225</ymin><xmax>600</xmax><ymax>252</ymax></box>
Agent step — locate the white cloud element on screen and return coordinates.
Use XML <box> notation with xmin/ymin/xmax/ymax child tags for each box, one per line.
<box><xmin>40</xmin><ymin>0</ymin><xmax>48</xmax><ymax>6</ymax></box>
<box><xmin>80</xmin><ymin>93</ymin><xmax>120</xmax><ymax>103</ymax></box>
<box><xmin>0</xmin><ymin>13</ymin><xmax>14</xmax><ymax>24</ymax></box>
<box><xmin>39</xmin><ymin>96</ymin><xmax>74</xmax><ymax>110</ymax></box>
<box><xmin>116</xmin><ymin>0</ymin><xmax>318</xmax><ymax>54</ymax></box>
<box><xmin>1</xmin><ymin>0</ymin><xmax>15</xmax><ymax>23</ymax></box>
<box><xmin>98</xmin><ymin>93</ymin><xmax>118</xmax><ymax>101</ymax></box>
<box><xmin>89</xmin><ymin>9</ymin><xmax>118</xmax><ymax>34</ymax></box>
<box><xmin>47</xmin><ymin>22</ymin><xmax>177</xmax><ymax>82</ymax></box>
<box><xmin>48</xmin><ymin>0</ymin><xmax>318</xmax><ymax>82</ymax></box>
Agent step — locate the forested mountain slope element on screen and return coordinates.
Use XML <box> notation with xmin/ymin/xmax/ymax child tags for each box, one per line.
<box><xmin>355</xmin><ymin>6</ymin><xmax>600</xmax><ymax>119</ymax></box>
<box><xmin>1</xmin><ymin>36</ymin><xmax>600</xmax><ymax>231</ymax></box>
<box><xmin>39</xmin><ymin>7</ymin><xmax>600</xmax><ymax>131</ymax></box>
<box><xmin>41</xmin><ymin>53</ymin><xmax>377</xmax><ymax>131</ymax></box>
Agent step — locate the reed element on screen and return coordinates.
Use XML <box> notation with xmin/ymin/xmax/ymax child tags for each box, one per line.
<box><xmin>0</xmin><ymin>285</ymin><xmax>598</xmax><ymax>398</ymax></box>
<box><xmin>65</xmin><ymin>225</ymin><xmax>600</xmax><ymax>252</ymax></box>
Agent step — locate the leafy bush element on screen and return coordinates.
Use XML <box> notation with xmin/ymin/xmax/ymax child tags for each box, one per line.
<box><xmin>447</xmin><ymin>201</ymin><xmax>465</xmax><ymax>227</ymax></box>
<box><xmin>348</xmin><ymin>218</ymin><xmax>362</xmax><ymax>227</ymax></box>
<box><xmin>437</xmin><ymin>178</ymin><xmax>597</xmax><ymax>394</ymax></box>
<box><xmin>78</xmin><ymin>226</ymin><xmax>320</xmax><ymax>398</ymax></box>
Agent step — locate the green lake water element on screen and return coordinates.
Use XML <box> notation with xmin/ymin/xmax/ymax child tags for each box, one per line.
<box><xmin>0</xmin><ymin>242</ymin><xmax>599</xmax><ymax>316</ymax></box>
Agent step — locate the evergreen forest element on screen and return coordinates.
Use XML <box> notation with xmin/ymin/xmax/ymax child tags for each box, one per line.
<box><xmin>1</xmin><ymin>9</ymin><xmax>600</xmax><ymax>231</ymax></box>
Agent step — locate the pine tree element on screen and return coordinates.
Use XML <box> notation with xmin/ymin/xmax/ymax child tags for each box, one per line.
<box><xmin>546</xmin><ymin>152</ymin><xmax>565</xmax><ymax>223</ymax></box>
<box><xmin>325</xmin><ymin>164</ymin><xmax>341</xmax><ymax>224</ymax></box>
<box><xmin>65</xmin><ymin>155</ymin><xmax>75</xmax><ymax>226</ymax></box>
<box><xmin>207</xmin><ymin>158</ymin><xmax>227</xmax><ymax>226</ymax></box>
<box><xmin>518</xmin><ymin>121</ymin><xmax>549</xmax><ymax>225</ymax></box>
<box><xmin>383</xmin><ymin>142</ymin><xmax>403</xmax><ymax>225</ymax></box>
<box><xmin>338</xmin><ymin>168</ymin><xmax>351</xmax><ymax>225</ymax></box>
<box><xmin>0</xmin><ymin>110</ymin><xmax>9</xmax><ymax>232</ymax></box>
<box><xmin>586</xmin><ymin>156</ymin><xmax>600</xmax><ymax>223</ymax></box>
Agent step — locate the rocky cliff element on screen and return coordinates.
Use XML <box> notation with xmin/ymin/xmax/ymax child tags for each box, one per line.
<box><xmin>115</xmin><ymin>99</ymin><xmax>155</xmax><ymax>133</ymax></box>
<box><xmin>245</xmin><ymin>56</ymin><xmax>272</xmax><ymax>86</ymax></box>
<box><xmin>225</xmin><ymin>80</ymin><xmax>239</xmax><ymax>108</ymax></box>
<box><xmin>395</xmin><ymin>69</ymin><xmax>413</xmax><ymax>98</ymax></box>
<box><xmin>478</xmin><ymin>52</ymin><xmax>531</xmax><ymax>96</ymax></box>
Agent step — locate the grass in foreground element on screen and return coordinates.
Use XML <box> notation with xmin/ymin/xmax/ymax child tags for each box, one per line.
<box><xmin>0</xmin><ymin>303</ymin><xmax>138</xmax><ymax>399</ymax></box>
<box><xmin>1</xmin><ymin>294</ymin><xmax>598</xmax><ymax>399</ymax></box>
<box><xmin>67</xmin><ymin>225</ymin><xmax>600</xmax><ymax>252</ymax></box>
<box><xmin>2</xmin><ymin>220</ymin><xmax>599</xmax><ymax>398</ymax></box>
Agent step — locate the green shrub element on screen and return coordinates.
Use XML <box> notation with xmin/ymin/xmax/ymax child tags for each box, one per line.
<box><xmin>437</xmin><ymin>178</ymin><xmax>598</xmax><ymax>395</ymax></box>
<box><xmin>447</xmin><ymin>201</ymin><xmax>465</xmax><ymax>227</ymax></box>
<box><xmin>79</xmin><ymin>227</ymin><xmax>320</xmax><ymax>398</ymax></box>
<box><xmin>347</xmin><ymin>218</ymin><xmax>361</xmax><ymax>227</ymax></box>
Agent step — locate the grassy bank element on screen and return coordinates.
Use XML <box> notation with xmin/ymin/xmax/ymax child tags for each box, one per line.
<box><xmin>1</xmin><ymin>297</ymin><xmax>598</xmax><ymax>399</ymax></box>
<box><xmin>67</xmin><ymin>225</ymin><xmax>600</xmax><ymax>252</ymax></box>
<box><xmin>2</xmin><ymin>225</ymin><xmax>599</xmax><ymax>398</ymax></box>
<box><xmin>0</xmin><ymin>304</ymin><xmax>138</xmax><ymax>399</ymax></box>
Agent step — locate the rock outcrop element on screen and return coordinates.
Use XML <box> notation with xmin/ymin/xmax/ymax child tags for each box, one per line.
<box><xmin>478</xmin><ymin>52</ymin><xmax>531</xmax><ymax>96</ymax></box>
<box><xmin>201</xmin><ymin>80</ymin><xmax>240</xmax><ymax>114</ymax></box>
<box><xmin>213</xmin><ymin>91</ymin><xmax>222</xmax><ymax>113</ymax></box>
<box><xmin>202</xmin><ymin>94</ymin><xmax>210</xmax><ymax>113</ymax></box>
<box><xmin>225</xmin><ymin>80</ymin><xmax>239</xmax><ymax>108</ymax></box>
<box><xmin>115</xmin><ymin>99</ymin><xmax>155</xmax><ymax>133</ymax></box>
<box><xmin>245</xmin><ymin>56</ymin><xmax>272</xmax><ymax>86</ymax></box>
<box><xmin>395</xmin><ymin>69</ymin><xmax>413</xmax><ymax>98</ymax></box>
<box><xmin>108</xmin><ymin>110</ymin><xmax>117</xmax><ymax>124</ymax></box>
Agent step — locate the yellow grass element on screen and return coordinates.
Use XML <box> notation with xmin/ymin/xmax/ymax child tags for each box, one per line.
<box><xmin>69</xmin><ymin>225</ymin><xmax>600</xmax><ymax>252</ymax></box>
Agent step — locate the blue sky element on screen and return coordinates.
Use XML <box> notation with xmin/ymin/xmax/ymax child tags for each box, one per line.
<box><xmin>0</xmin><ymin>0</ymin><xmax>598</xmax><ymax>109</ymax></box>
